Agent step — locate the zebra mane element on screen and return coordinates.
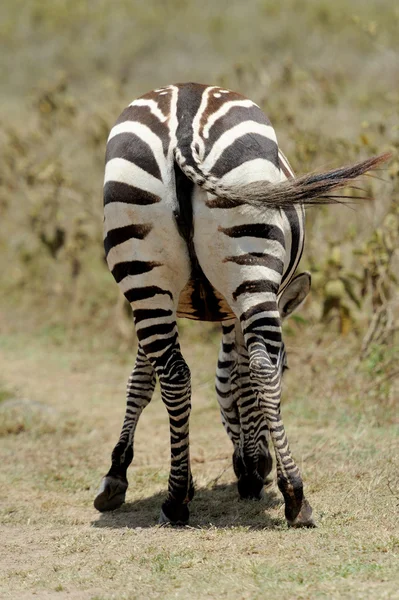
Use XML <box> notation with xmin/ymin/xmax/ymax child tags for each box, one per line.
<box><xmin>201</xmin><ymin>153</ymin><xmax>391</xmax><ymax>210</ymax></box>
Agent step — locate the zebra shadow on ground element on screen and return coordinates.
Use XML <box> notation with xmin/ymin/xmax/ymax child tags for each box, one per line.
<box><xmin>91</xmin><ymin>482</ymin><xmax>283</xmax><ymax>530</ymax></box>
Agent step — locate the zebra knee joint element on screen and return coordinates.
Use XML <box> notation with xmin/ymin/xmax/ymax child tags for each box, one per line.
<box><xmin>160</xmin><ymin>356</ymin><xmax>191</xmax><ymax>387</ymax></box>
<box><xmin>249</xmin><ymin>357</ymin><xmax>276</xmax><ymax>384</ymax></box>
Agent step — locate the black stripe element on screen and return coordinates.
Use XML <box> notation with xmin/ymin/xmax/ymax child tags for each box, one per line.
<box><xmin>211</xmin><ymin>134</ymin><xmax>278</xmax><ymax>179</ymax></box>
<box><xmin>224</xmin><ymin>252</ymin><xmax>284</xmax><ymax>273</ymax></box>
<box><xmin>204</xmin><ymin>108</ymin><xmax>271</xmax><ymax>155</ymax></box>
<box><xmin>215</xmin><ymin>385</ymin><xmax>231</xmax><ymax>399</ymax></box>
<box><xmin>246</xmin><ymin>336</ymin><xmax>280</xmax><ymax>356</ymax></box>
<box><xmin>222</xmin><ymin>323</ymin><xmax>235</xmax><ymax>334</ymax></box>
<box><xmin>239</xmin><ymin>301</ymin><xmax>278</xmax><ymax>323</ymax></box>
<box><xmin>106</xmin><ymin>132</ymin><xmax>162</xmax><ymax>181</ymax></box>
<box><xmin>280</xmin><ymin>205</ymin><xmax>301</xmax><ymax>287</ymax></box>
<box><xmin>240</xmin><ymin>388</ymin><xmax>256</xmax><ymax>400</ymax></box>
<box><xmin>124</xmin><ymin>286</ymin><xmax>173</xmax><ymax>303</ymax></box>
<box><xmin>243</xmin><ymin>325</ymin><xmax>282</xmax><ymax>342</ymax></box>
<box><xmin>218</xmin><ymin>224</ymin><xmax>285</xmax><ymax>247</ymax></box>
<box><xmin>167</xmin><ymin>404</ymin><xmax>190</xmax><ymax>418</ymax></box>
<box><xmin>217</xmin><ymin>360</ymin><xmax>234</xmax><ymax>369</ymax></box>
<box><xmin>136</xmin><ymin>321</ymin><xmax>176</xmax><ymax>339</ymax></box>
<box><xmin>134</xmin><ymin>308</ymin><xmax>173</xmax><ymax>323</ymax></box>
<box><xmin>242</xmin><ymin>316</ymin><xmax>281</xmax><ymax>335</ymax></box>
<box><xmin>104</xmin><ymin>181</ymin><xmax>161</xmax><ymax>206</ymax></box>
<box><xmin>104</xmin><ymin>224</ymin><xmax>152</xmax><ymax>256</ymax></box>
<box><xmin>174</xmin><ymin>162</ymin><xmax>194</xmax><ymax>244</ymax></box>
<box><xmin>176</xmin><ymin>84</ymin><xmax>205</xmax><ymax>172</ymax></box>
<box><xmin>233</xmin><ymin>280</ymin><xmax>279</xmax><ymax>301</ymax></box>
<box><xmin>222</xmin><ymin>342</ymin><xmax>234</xmax><ymax>353</ymax></box>
<box><xmin>111</xmin><ymin>261</ymin><xmax>162</xmax><ymax>283</ymax></box>
<box><xmin>142</xmin><ymin>332</ymin><xmax>178</xmax><ymax>355</ymax></box>
<box><xmin>170</xmin><ymin>430</ymin><xmax>189</xmax><ymax>444</ymax></box>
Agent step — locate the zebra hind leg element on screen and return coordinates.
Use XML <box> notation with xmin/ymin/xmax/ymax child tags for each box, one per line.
<box><xmin>152</xmin><ymin>343</ymin><xmax>193</xmax><ymax>526</ymax></box>
<box><xmin>94</xmin><ymin>345</ymin><xmax>155</xmax><ymax>512</ymax></box>
<box><xmin>132</xmin><ymin>295</ymin><xmax>193</xmax><ymax>525</ymax></box>
<box><xmin>230</xmin><ymin>322</ymin><xmax>273</xmax><ymax>499</ymax></box>
<box><xmin>215</xmin><ymin>320</ymin><xmax>241</xmax><ymax>452</ymax></box>
<box><xmin>244</xmin><ymin>326</ymin><xmax>314</xmax><ymax>527</ymax></box>
<box><xmin>234</xmin><ymin>398</ymin><xmax>273</xmax><ymax>500</ymax></box>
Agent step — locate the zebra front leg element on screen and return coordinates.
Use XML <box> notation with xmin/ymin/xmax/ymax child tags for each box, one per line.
<box><xmin>94</xmin><ymin>345</ymin><xmax>155</xmax><ymax>512</ymax></box>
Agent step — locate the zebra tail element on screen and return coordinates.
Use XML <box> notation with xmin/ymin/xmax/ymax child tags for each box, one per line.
<box><xmin>176</xmin><ymin>149</ymin><xmax>391</xmax><ymax>210</ymax></box>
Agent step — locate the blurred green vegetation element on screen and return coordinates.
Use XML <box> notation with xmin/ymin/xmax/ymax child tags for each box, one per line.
<box><xmin>0</xmin><ymin>0</ymin><xmax>398</xmax><ymax>400</ymax></box>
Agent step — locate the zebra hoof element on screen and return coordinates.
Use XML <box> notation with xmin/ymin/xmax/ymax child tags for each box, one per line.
<box><xmin>286</xmin><ymin>499</ymin><xmax>316</xmax><ymax>528</ymax></box>
<box><xmin>237</xmin><ymin>473</ymin><xmax>265</xmax><ymax>500</ymax></box>
<box><xmin>256</xmin><ymin>450</ymin><xmax>273</xmax><ymax>481</ymax></box>
<box><xmin>158</xmin><ymin>501</ymin><xmax>189</xmax><ymax>526</ymax></box>
<box><xmin>94</xmin><ymin>476</ymin><xmax>128</xmax><ymax>512</ymax></box>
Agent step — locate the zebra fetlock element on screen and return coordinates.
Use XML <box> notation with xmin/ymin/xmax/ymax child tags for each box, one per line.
<box><xmin>278</xmin><ymin>475</ymin><xmax>315</xmax><ymax>528</ymax></box>
<box><xmin>233</xmin><ymin>447</ymin><xmax>271</xmax><ymax>500</ymax></box>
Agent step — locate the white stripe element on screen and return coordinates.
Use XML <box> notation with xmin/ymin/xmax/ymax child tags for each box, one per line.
<box><xmin>233</xmin><ymin>291</ymin><xmax>278</xmax><ymax>308</ymax></box>
<box><xmin>218</xmin><ymin>158</ymin><xmax>281</xmax><ymax>188</ymax></box>
<box><xmin>105</xmin><ymin>238</ymin><xmax>145</xmax><ymax>270</ymax></box>
<box><xmin>168</xmin><ymin>85</ymin><xmax>179</xmax><ymax>158</ymax></box>
<box><xmin>104</xmin><ymin>157</ymin><xmax>164</xmax><ymax>196</ymax></box>
<box><xmin>129</xmin><ymin>98</ymin><xmax>168</xmax><ymax>123</ymax></box>
<box><xmin>229</xmin><ymin>263</ymin><xmax>282</xmax><ymax>285</ymax></box>
<box><xmin>278</xmin><ymin>149</ymin><xmax>295</xmax><ymax>178</ymax></box>
<box><xmin>202</xmin><ymin>100</ymin><xmax>258</xmax><ymax>139</ymax></box>
<box><xmin>192</xmin><ymin>86</ymin><xmax>217</xmax><ymax>161</ymax></box>
<box><xmin>203</xmin><ymin>121</ymin><xmax>277</xmax><ymax>171</ymax></box>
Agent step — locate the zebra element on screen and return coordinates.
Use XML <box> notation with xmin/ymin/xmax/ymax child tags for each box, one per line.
<box><xmin>94</xmin><ymin>82</ymin><xmax>387</xmax><ymax>527</ymax></box>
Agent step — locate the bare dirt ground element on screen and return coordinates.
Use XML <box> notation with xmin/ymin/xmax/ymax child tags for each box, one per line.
<box><xmin>0</xmin><ymin>329</ymin><xmax>398</xmax><ymax>600</ymax></box>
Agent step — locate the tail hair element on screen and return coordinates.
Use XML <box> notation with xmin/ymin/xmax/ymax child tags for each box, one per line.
<box><xmin>193</xmin><ymin>152</ymin><xmax>391</xmax><ymax>210</ymax></box>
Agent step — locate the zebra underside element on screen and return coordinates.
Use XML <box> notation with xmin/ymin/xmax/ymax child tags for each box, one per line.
<box><xmin>173</xmin><ymin>162</ymin><xmax>235</xmax><ymax>321</ymax></box>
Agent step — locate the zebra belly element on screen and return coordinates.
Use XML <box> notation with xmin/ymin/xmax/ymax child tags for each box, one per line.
<box><xmin>177</xmin><ymin>275</ymin><xmax>235</xmax><ymax>321</ymax></box>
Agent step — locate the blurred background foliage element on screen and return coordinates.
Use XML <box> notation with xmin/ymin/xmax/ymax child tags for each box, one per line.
<box><xmin>0</xmin><ymin>0</ymin><xmax>398</xmax><ymax>406</ymax></box>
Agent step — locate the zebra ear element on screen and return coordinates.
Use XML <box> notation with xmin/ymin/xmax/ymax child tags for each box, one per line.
<box><xmin>278</xmin><ymin>272</ymin><xmax>311</xmax><ymax>319</ymax></box>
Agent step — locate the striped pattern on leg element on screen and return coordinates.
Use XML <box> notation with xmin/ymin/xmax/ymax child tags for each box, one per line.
<box><xmin>215</xmin><ymin>321</ymin><xmax>241</xmax><ymax>447</ymax></box>
<box><xmin>94</xmin><ymin>346</ymin><xmax>155</xmax><ymax>512</ymax></box>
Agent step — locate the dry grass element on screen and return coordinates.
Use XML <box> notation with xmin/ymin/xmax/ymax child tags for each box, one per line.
<box><xmin>0</xmin><ymin>1</ymin><xmax>398</xmax><ymax>598</ymax></box>
<box><xmin>1</xmin><ymin>0</ymin><xmax>398</xmax><ymax>336</ymax></box>
<box><xmin>0</xmin><ymin>327</ymin><xmax>398</xmax><ymax>600</ymax></box>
